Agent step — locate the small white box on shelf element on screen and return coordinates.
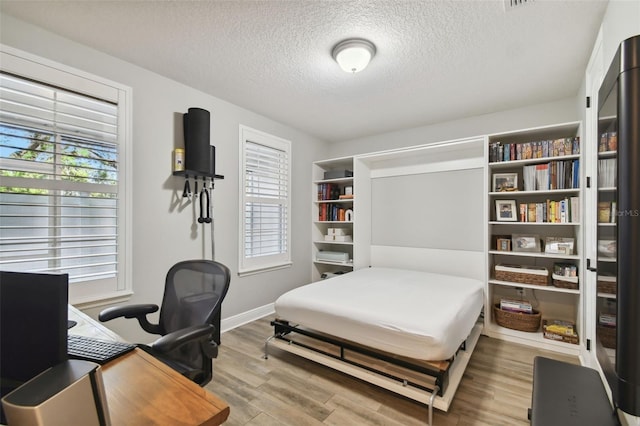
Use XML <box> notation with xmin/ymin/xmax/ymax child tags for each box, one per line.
<box><xmin>327</xmin><ymin>228</ymin><xmax>348</xmax><ymax>236</ymax></box>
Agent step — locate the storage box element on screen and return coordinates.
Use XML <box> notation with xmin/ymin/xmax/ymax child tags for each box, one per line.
<box><xmin>495</xmin><ymin>264</ymin><xmax>549</xmax><ymax>286</ymax></box>
<box><xmin>327</xmin><ymin>228</ymin><xmax>348</xmax><ymax>236</ymax></box>
<box><xmin>323</xmin><ymin>169</ymin><xmax>353</xmax><ymax>180</ymax></box>
<box><xmin>316</xmin><ymin>251</ymin><xmax>349</xmax><ymax>263</ymax></box>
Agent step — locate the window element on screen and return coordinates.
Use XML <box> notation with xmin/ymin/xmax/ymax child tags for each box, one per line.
<box><xmin>239</xmin><ymin>125</ymin><xmax>291</xmax><ymax>275</ymax></box>
<box><xmin>0</xmin><ymin>47</ymin><xmax>131</xmax><ymax>305</ymax></box>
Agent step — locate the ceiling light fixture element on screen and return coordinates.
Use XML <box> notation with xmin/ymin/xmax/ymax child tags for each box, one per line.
<box><xmin>332</xmin><ymin>38</ymin><xmax>376</xmax><ymax>74</ymax></box>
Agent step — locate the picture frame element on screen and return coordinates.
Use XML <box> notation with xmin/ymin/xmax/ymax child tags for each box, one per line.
<box><xmin>492</xmin><ymin>173</ymin><xmax>519</xmax><ymax>192</ymax></box>
<box><xmin>497</xmin><ymin>238</ymin><xmax>512</xmax><ymax>251</ymax></box>
<box><xmin>512</xmin><ymin>234</ymin><xmax>541</xmax><ymax>252</ymax></box>
<box><xmin>545</xmin><ymin>237</ymin><xmax>575</xmax><ymax>255</ymax></box>
<box><xmin>495</xmin><ymin>199</ymin><xmax>518</xmax><ymax>222</ymax></box>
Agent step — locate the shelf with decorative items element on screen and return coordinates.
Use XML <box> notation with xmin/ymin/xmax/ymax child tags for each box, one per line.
<box><xmin>485</xmin><ymin>122</ymin><xmax>583</xmax><ymax>354</ymax></box>
<box><xmin>312</xmin><ymin>157</ymin><xmax>355</xmax><ymax>281</ymax></box>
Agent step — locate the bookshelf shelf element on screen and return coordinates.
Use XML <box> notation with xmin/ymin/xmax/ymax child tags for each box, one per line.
<box><xmin>490</xmin><ymin>221</ymin><xmax>580</xmax><ymax>226</ymax></box>
<box><xmin>486</xmin><ymin>121</ymin><xmax>584</xmax><ymax>350</ymax></box>
<box><xmin>312</xmin><ymin>158</ymin><xmax>355</xmax><ymax>280</ymax></box>
<box><xmin>489</xmin><ymin>188</ymin><xmax>579</xmax><ymax>196</ymax></box>
<box><xmin>488</xmin><ymin>279</ymin><xmax>580</xmax><ymax>295</ymax></box>
<box><xmin>489</xmin><ymin>153</ymin><xmax>580</xmax><ymax>169</ymax></box>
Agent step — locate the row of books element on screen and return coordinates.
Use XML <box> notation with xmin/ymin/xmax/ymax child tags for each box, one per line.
<box><xmin>318</xmin><ymin>204</ymin><xmax>352</xmax><ymax>222</ymax></box>
<box><xmin>317</xmin><ymin>183</ymin><xmax>343</xmax><ymax>201</ymax></box>
<box><xmin>522</xmin><ymin>159</ymin><xmax>580</xmax><ymax>191</ymax></box>
<box><xmin>518</xmin><ymin>197</ymin><xmax>579</xmax><ymax>223</ymax></box>
<box><xmin>489</xmin><ymin>137</ymin><xmax>580</xmax><ymax>163</ymax></box>
<box><xmin>598</xmin><ymin>158</ymin><xmax>616</xmax><ymax>188</ymax></box>
<box><xmin>599</xmin><ymin>131</ymin><xmax>617</xmax><ymax>152</ymax></box>
<box><xmin>598</xmin><ymin>201</ymin><xmax>617</xmax><ymax>223</ymax></box>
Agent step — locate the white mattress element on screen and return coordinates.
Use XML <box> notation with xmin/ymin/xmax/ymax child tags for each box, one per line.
<box><xmin>274</xmin><ymin>267</ymin><xmax>484</xmax><ymax>360</ymax></box>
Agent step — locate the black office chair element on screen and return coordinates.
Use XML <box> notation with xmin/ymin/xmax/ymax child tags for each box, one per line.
<box><xmin>98</xmin><ymin>260</ymin><xmax>230</xmax><ymax>386</ymax></box>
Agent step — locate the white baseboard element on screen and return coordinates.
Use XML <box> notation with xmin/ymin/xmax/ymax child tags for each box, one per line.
<box><xmin>221</xmin><ymin>303</ymin><xmax>274</xmax><ymax>334</ymax></box>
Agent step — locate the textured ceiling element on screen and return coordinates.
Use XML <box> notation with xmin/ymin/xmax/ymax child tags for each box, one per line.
<box><xmin>0</xmin><ymin>0</ymin><xmax>608</xmax><ymax>143</ymax></box>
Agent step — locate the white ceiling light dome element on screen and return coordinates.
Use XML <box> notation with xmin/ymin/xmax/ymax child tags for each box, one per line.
<box><xmin>332</xmin><ymin>39</ymin><xmax>376</xmax><ymax>73</ymax></box>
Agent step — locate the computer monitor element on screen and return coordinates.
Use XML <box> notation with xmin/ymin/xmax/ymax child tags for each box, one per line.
<box><xmin>0</xmin><ymin>271</ymin><xmax>69</xmax><ymax>423</ymax></box>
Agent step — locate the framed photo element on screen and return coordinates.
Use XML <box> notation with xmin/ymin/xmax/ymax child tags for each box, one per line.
<box><xmin>545</xmin><ymin>237</ymin><xmax>575</xmax><ymax>255</ymax></box>
<box><xmin>497</xmin><ymin>238</ymin><xmax>512</xmax><ymax>251</ymax></box>
<box><xmin>495</xmin><ymin>199</ymin><xmax>518</xmax><ymax>222</ymax></box>
<box><xmin>492</xmin><ymin>173</ymin><xmax>518</xmax><ymax>192</ymax></box>
<box><xmin>512</xmin><ymin>234</ymin><xmax>541</xmax><ymax>252</ymax></box>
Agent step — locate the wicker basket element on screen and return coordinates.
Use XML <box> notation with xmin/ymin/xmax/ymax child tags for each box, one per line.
<box><xmin>597</xmin><ymin>277</ymin><xmax>617</xmax><ymax>294</ymax></box>
<box><xmin>597</xmin><ymin>325</ymin><xmax>616</xmax><ymax>349</ymax></box>
<box><xmin>493</xmin><ymin>304</ymin><xmax>541</xmax><ymax>332</ymax></box>
<box><xmin>552</xmin><ymin>273</ymin><xmax>579</xmax><ymax>290</ymax></box>
<box><xmin>495</xmin><ymin>264</ymin><xmax>549</xmax><ymax>286</ymax></box>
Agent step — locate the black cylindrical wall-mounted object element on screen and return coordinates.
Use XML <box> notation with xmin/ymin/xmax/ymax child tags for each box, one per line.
<box><xmin>183</xmin><ymin>108</ymin><xmax>215</xmax><ymax>175</ymax></box>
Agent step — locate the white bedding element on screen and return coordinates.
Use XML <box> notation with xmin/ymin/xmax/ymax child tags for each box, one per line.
<box><xmin>274</xmin><ymin>267</ymin><xmax>484</xmax><ymax>360</ymax></box>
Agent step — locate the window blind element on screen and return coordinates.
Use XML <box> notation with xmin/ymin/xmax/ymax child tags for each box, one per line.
<box><xmin>243</xmin><ymin>140</ymin><xmax>289</xmax><ymax>258</ymax></box>
<box><xmin>0</xmin><ymin>72</ymin><xmax>120</xmax><ymax>283</ymax></box>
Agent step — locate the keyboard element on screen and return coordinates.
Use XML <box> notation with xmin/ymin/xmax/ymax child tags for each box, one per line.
<box><xmin>68</xmin><ymin>334</ymin><xmax>136</xmax><ymax>364</ymax></box>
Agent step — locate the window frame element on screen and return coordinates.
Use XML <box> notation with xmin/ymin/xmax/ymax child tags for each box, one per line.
<box><xmin>0</xmin><ymin>44</ymin><xmax>133</xmax><ymax>307</ymax></box>
<box><xmin>238</xmin><ymin>125</ymin><xmax>292</xmax><ymax>276</ymax></box>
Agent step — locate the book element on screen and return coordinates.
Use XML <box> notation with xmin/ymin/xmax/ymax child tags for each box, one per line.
<box><xmin>543</xmin><ymin>319</ymin><xmax>576</xmax><ymax>336</ymax></box>
<box><xmin>570</xmin><ymin>196</ymin><xmax>579</xmax><ymax>223</ymax></box>
<box><xmin>535</xmin><ymin>163</ymin><xmax>549</xmax><ymax>190</ymax></box>
<box><xmin>500</xmin><ymin>298</ymin><xmax>533</xmax><ymax>314</ymax></box>
<box><xmin>598</xmin><ymin>201</ymin><xmax>611</xmax><ymax>223</ymax></box>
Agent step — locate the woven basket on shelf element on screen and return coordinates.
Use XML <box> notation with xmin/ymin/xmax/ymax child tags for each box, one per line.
<box><xmin>495</xmin><ymin>265</ymin><xmax>549</xmax><ymax>286</ymax></box>
<box><xmin>552</xmin><ymin>274</ymin><xmax>579</xmax><ymax>290</ymax></box>
<box><xmin>597</xmin><ymin>278</ymin><xmax>617</xmax><ymax>294</ymax></box>
<box><xmin>597</xmin><ymin>325</ymin><xmax>617</xmax><ymax>349</ymax></box>
<box><xmin>493</xmin><ymin>304</ymin><xmax>541</xmax><ymax>332</ymax></box>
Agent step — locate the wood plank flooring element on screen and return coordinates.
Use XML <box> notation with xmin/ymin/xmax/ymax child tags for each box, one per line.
<box><xmin>206</xmin><ymin>317</ymin><xmax>578</xmax><ymax>425</ymax></box>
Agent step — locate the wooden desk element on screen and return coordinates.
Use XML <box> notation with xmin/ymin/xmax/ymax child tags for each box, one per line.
<box><xmin>69</xmin><ymin>306</ymin><xmax>230</xmax><ymax>426</ymax></box>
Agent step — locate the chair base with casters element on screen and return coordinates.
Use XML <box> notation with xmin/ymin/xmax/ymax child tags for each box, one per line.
<box><xmin>99</xmin><ymin>260</ymin><xmax>231</xmax><ymax>387</ymax></box>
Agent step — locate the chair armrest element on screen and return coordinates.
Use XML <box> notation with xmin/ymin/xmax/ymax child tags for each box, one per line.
<box><xmin>98</xmin><ymin>304</ymin><xmax>162</xmax><ymax>335</ymax></box>
<box><xmin>150</xmin><ymin>324</ymin><xmax>215</xmax><ymax>354</ymax></box>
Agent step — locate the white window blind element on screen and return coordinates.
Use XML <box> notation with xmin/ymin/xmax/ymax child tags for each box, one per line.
<box><xmin>239</xmin><ymin>126</ymin><xmax>291</xmax><ymax>274</ymax></box>
<box><xmin>0</xmin><ymin>71</ymin><xmax>120</xmax><ymax>285</ymax></box>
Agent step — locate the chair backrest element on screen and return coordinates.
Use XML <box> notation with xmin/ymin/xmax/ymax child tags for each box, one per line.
<box><xmin>159</xmin><ymin>260</ymin><xmax>230</xmax><ymax>335</ymax></box>
<box><xmin>157</xmin><ymin>260</ymin><xmax>230</xmax><ymax>384</ymax></box>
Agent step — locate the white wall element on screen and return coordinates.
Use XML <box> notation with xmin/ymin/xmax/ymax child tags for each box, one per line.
<box><xmin>0</xmin><ymin>14</ymin><xmax>329</xmax><ymax>343</ymax></box>
<box><xmin>328</xmin><ymin>97</ymin><xmax>580</xmax><ymax>158</ymax></box>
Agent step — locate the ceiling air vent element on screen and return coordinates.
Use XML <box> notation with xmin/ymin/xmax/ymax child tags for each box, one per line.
<box><xmin>504</xmin><ymin>0</ymin><xmax>534</xmax><ymax>11</ymax></box>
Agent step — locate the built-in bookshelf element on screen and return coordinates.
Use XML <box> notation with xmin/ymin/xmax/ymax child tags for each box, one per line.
<box><xmin>596</xmin><ymin>124</ymin><xmax>617</xmax><ymax>356</ymax></box>
<box><xmin>312</xmin><ymin>157</ymin><xmax>355</xmax><ymax>281</ymax></box>
<box><xmin>486</xmin><ymin>122</ymin><xmax>584</xmax><ymax>355</ymax></box>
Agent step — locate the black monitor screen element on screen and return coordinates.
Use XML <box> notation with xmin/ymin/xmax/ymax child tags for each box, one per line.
<box><xmin>0</xmin><ymin>271</ymin><xmax>69</xmax><ymax>422</ymax></box>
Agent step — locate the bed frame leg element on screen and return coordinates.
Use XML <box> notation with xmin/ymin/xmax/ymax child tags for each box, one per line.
<box><xmin>263</xmin><ymin>335</ymin><xmax>276</xmax><ymax>359</ymax></box>
<box><xmin>427</xmin><ymin>385</ymin><xmax>439</xmax><ymax>426</ymax></box>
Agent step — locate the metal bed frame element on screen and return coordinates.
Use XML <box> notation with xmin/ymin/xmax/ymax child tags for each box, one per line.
<box><xmin>264</xmin><ymin>318</ymin><xmax>483</xmax><ymax>426</ymax></box>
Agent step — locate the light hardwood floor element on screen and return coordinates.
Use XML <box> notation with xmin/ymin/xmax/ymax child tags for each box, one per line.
<box><xmin>206</xmin><ymin>317</ymin><xmax>577</xmax><ymax>425</ymax></box>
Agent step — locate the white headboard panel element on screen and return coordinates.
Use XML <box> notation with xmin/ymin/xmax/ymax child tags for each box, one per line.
<box><xmin>370</xmin><ymin>245</ymin><xmax>485</xmax><ymax>281</ymax></box>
